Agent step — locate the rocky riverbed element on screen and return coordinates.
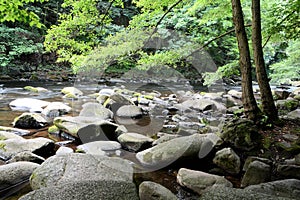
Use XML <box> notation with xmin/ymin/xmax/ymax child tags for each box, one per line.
<box><xmin>0</xmin><ymin>79</ymin><xmax>300</xmax><ymax>199</ymax></box>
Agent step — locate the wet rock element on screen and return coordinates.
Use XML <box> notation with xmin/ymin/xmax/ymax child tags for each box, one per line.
<box><xmin>285</xmin><ymin>109</ymin><xmax>300</xmax><ymax>120</ymax></box>
<box><xmin>20</xmin><ymin>180</ymin><xmax>139</xmax><ymax>200</ymax></box>
<box><xmin>99</xmin><ymin>88</ymin><xmax>114</xmax><ymax>96</ymax></box>
<box><xmin>55</xmin><ymin>146</ymin><xmax>74</xmax><ymax>156</ymax></box>
<box><xmin>152</xmin><ymin>133</ymin><xmax>179</xmax><ymax>145</ymax></box>
<box><xmin>77</xmin><ymin>141</ymin><xmax>121</xmax><ymax>155</ymax></box>
<box><xmin>7</xmin><ymin>151</ymin><xmax>45</xmax><ymax>164</ymax></box>
<box><xmin>139</xmin><ymin>181</ymin><xmax>177</xmax><ymax>200</ymax></box>
<box><xmin>96</xmin><ymin>94</ymin><xmax>110</xmax><ymax>104</ymax></box>
<box><xmin>9</xmin><ymin>98</ymin><xmax>50</xmax><ymax>112</ymax></box>
<box><xmin>79</xmin><ymin>102</ymin><xmax>113</xmax><ymax>120</ymax></box>
<box><xmin>118</xmin><ymin>132</ymin><xmax>154</xmax><ymax>152</ymax></box>
<box><xmin>178</xmin><ymin>121</ymin><xmax>206</xmax><ymax>130</ymax></box>
<box><xmin>77</xmin><ymin>121</ymin><xmax>119</xmax><ymax>143</ymax></box>
<box><xmin>54</xmin><ymin>117</ymin><xmax>119</xmax><ymax>141</ymax></box>
<box><xmin>277</xmin><ymin>164</ymin><xmax>300</xmax><ymax>179</ymax></box>
<box><xmin>273</xmin><ymin>90</ymin><xmax>291</xmax><ymax>100</ymax></box>
<box><xmin>0</xmin><ymin>162</ymin><xmax>40</xmax><ymax>195</ymax></box>
<box><xmin>276</xmin><ymin>99</ymin><xmax>299</xmax><ymax>115</ymax></box>
<box><xmin>203</xmin><ymin>92</ymin><xmax>224</xmax><ymax>101</ymax></box>
<box><xmin>0</xmin><ymin>136</ymin><xmax>54</xmax><ymax>161</ymax></box>
<box><xmin>115</xmin><ymin>105</ymin><xmax>143</xmax><ymax>118</ymax></box>
<box><xmin>292</xmin><ymin>87</ymin><xmax>300</xmax><ymax>95</ymax></box>
<box><xmin>24</xmin><ymin>86</ymin><xmax>49</xmax><ymax>93</ymax></box>
<box><xmin>227</xmin><ymin>90</ymin><xmax>242</xmax><ymax>99</ymax></box>
<box><xmin>213</xmin><ymin>147</ymin><xmax>241</xmax><ymax>175</ymax></box>
<box><xmin>42</xmin><ymin>102</ymin><xmax>72</xmax><ymax>118</ymax></box>
<box><xmin>61</xmin><ymin>87</ymin><xmax>83</xmax><ymax>98</ymax></box>
<box><xmin>105</xmin><ymin>93</ymin><xmax>134</xmax><ymax>111</ymax></box>
<box><xmin>0</xmin><ymin>126</ymin><xmax>30</xmax><ymax>136</ymax></box>
<box><xmin>13</xmin><ymin>113</ymin><xmax>48</xmax><ymax>129</ymax></box>
<box><xmin>30</xmin><ymin>154</ymin><xmax>134</xmax><ymax>190</ymax></box>
<box><xmin>136</xmin><ymin>134</ymin><xmax>214</xmax><ymax>169</ymax></box>
<box><xmin>242</xmin><ymin>156</ymin><xmax>272</xmax><ymax>171</ymax></box>
<box><xmin>200</xmin><ymin>186</ymin><xmax>289</xmax><ymax>200</ymax></box>
<box><xmin>241</xmin><ymin>160</ymin><xmax>271</xmax><ymax>187</ymax></box>
<box><xmin>220</xmin><ymin>119</ymin><xmax>261</xmax><ymax>151</ymax></box>
<box><xmin>180</xmin><ymin>99</ymin><xmax>226</xmax><ymax>112</ymax></box>
<box><xmin>245</xmin><ymin>179</ymin><xmax>300</xmax><ymax>199</ymax></box>
<box><xmin>295</xmin><ymin>153</ymin><xmax>300</xmax><ymax>165</ymax></box>
<box><xmin>177</xmin><ymin>168</ymin><xmax>232</xmax><ymax>195</ymax></box>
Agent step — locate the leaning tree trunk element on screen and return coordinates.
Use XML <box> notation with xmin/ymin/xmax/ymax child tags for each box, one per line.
<box><xmin>231</xmin><ymin>0</ymin><xmax>261</xmax><ymax>121</ymax></box>
<box><xmin>252</xmin><ymin>0</ymin><xmax>278</xmax><ymax>122</ymax></box>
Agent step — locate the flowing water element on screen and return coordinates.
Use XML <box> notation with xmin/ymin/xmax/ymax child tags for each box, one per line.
<box><xmin>0</xmin><ymin>79</ymin><xmax>206</xmax><ymax>199</ymax></box>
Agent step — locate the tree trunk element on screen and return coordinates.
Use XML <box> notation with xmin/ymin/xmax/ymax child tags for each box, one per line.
<box><xmin>231</xmin><ymin>0</ymin><xmax>261</xmax><ymax>121</ymax></box>
<box><xmin>252</xmin><ymin>0</ymin><xmax>278</xmax><ymax>122</ymax></box>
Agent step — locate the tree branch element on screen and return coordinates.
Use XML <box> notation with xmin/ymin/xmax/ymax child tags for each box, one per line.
<box><xmin>100</xmin><ymin>0</ymin><xmax>115</xmax><ymax>32</ymax></box>
<box><xmin>262</xmin><ymin>10</ymin><xmax>296</xmax><ymax>48</ymax></box>
<box><xmin>186</xmin><ymin>23</ymin><xmax>251</xmax><ymax>58</ymax></box>
<box><xmin>146</xmin><ymin>0</ymin><xmax>184</xmax><ymax>43</ymax></box>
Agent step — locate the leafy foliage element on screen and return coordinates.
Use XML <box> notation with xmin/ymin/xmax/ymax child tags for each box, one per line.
<box><xmin>0</xmin><ymin>25</ymin><xmax>43</xmax><ymax>74</ymax></box>
<box><xmin>0</xmin><ymin>0</ymin><xmax>47</xmax><ymax>28</ymax></box>
<box><xmin>270</xmin><ymin>39</ymin><xmax>300</xmax><ymax>84</ymax></box>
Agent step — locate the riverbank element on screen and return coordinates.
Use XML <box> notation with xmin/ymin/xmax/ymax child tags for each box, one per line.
<box><xmin>0</xmin><ymin>79</ymin><xmax>300</xmax><ymax>199</ymax></box>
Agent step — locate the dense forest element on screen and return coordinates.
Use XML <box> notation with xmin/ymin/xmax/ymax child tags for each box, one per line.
<box><xmin>0</xmin><ymin>0</ymin><xmax>298</xmax><ymax>83</ymax></box>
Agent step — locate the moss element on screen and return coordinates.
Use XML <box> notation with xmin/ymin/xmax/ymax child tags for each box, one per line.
<box><xmin>284</xmin><ymin>100</ymin><xmax>299</xmax><ymax>110</ymax></box>
<box><xmin>0</xmin><ymin>142</ymin><xmax>6</xmax><ymax>151</ymax></box>
<box><xmin>143</xmin><ymin>95</ymin><xmax>154</xmax><ymax>100</ymax></box>
<box><xmin>63</xmin><ymin>93</ymin><xmax>77</xmax><ymax>99</ymax></box>
<box><xmin>24</xmin><ymin>86</ymin><xmax>39</xmax><ymax>92</ymax></box>
<box><xmin>48</xmin><ymin>125</ymin><xmax>60</xmax><ymax>134</ymax></box>
<box><xmin>0</xmin><ymin>135</ymin><xmax>6</xmax><ymax>140</ymax></box>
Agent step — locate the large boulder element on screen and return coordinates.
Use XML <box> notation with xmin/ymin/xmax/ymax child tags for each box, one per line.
<box><xmin>9</xmin><ymin>98</ymin><xmax>50</xmax><ymax>112</ymax></box>
<box><xmin>285</xmin><ymin>109</ymin><xmax>300</xmax><ymax>120</ymax></box>
<box><xmin>199</xmin><ymin>186</ymin><xmax>290</xmax><ymax>200</ymax></box>
<box><xmin>276</xmin><ymin>99</ymin><xmax>299</xmax><ymax>115</ymax></box>
<box><xmin>13</xmin><ymin>113</ymin><xmax>48</xmax><ymax>129</ymax></box>
<box><xmin>30</xmin><ymin>154</ymin><xmax>134</xmax><ymax>190</ymax></box>
<box><xmin>20</xmin><ymin>180</ymin><xmax>139</xmax><ymax>200</ymax></box>
<box><xmin>117</xmin><ymin>132</ymin><xmax>154</xmax><ymax>152</ymax></box>
<box><xmin>115</xmin><ymin>105</ymin><xmax>143</xmax><ymax>118</ymax></box>
<box><xmin>220</xmin><ymin>119</ymin><xmax>261</xmax><ymax>151</ymax></box>
<box><xmin>77</xmin><ymin>141</ymin><xmax>121</xmax><ymax>155</ymax></box>
<box><xmin>139</xmin><ymin>181</ymin><xmax>177</xmax><ymax>200</ymax></box>
<box><xmin>213</xmin><ymin>147</ymin><xmax>241</xmax><ymax>175</ymax></box>
<box><xmin>0</xmin><ymin>126</ymin><xmax>30</xmax><ymax>136</ymax></box>
<box><xmin>276</xmin><ymin>164</ymin><xmax>300</xmax><ymax>179</ymax></box>
<box><xmin>241</xmin><ymin>160</ymin><xmax>271</xmax><ymax>187</ymax></box>
<box><xmin>136</xmin><ymin>134</ymin><xmax>215</xmax><ymax>169</ymax></box>
<box><xmin>0</xmin><ymin>134</ymin><xmax>54</xmax><ymax>161</ymax></box>
<box><xmin>7</xmin><ymin>151</ymin><xmax>45</xmax><ymax>164</ymax></box>
<box><xmin>61</xmin><ymin>87</ymin><xmax>83</xmax><ymax>98</ymax></box>
<box><xmin>79</xmin><ymin>102</ymin><xmax>113</xmax><ymax>120</ymax></box>
<box><xmin>180</xmin><ymin>99</ymin><xmax>226</xmax><ymax>112</ymax></box>
<box><xmin>0</xmin><ymin>161</ymin><xmax>40</xmax><ymax>198</ymax></box>
<box><xmin>24</xmin><ymin>86</ymin><xmax>49</xmax><ymax>93</ymax></box>
<box><xmin>42</xmin><ymin>102</ymin><xmax>72</xmax><ymax>118</ymax></box>
<box><xmin>177</xmin><ymin>168</ymin><xmax>232</xmax><ymax>195</ymax></box>
<box><xmin>53</xmin><ymin>117</ymin><xmax>119</xmax><ymax>141</ymax></box>
<box><xmin>245</xmin><ymin>179</ymin><xmax>300</xmax><ymax>199</ymax></box>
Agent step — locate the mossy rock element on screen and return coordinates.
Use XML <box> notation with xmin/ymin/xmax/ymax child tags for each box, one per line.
<box><xmin>276</xmin><ymin>99</ymin><xmax>299</xmax><ymax>115</ymax></box>
<box><xmin>220</xmin><ymin>119</ymin><xmax>261</xmax><ymax>151</ymax></box>
<box><xmin>24</xmin><ymin>86</ymin><xmax>39</xmax><ymax>93</ymax></box>
<box><xmin>48</xmin><ymin>125</ymin><xmax>60</xmax><ymax>134</ymax></box>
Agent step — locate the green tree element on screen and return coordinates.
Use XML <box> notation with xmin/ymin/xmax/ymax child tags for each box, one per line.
<box><xmin>0</xmin><ymin>0</ymin><xmax>47</xmax><ymax>28</ymax></box>
<box><xmin>251</xmin><ymin>0</ymin><xmax>278</xmax><ymax>122</ymax></box>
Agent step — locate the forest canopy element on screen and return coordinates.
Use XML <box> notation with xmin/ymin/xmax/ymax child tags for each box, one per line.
<box><xmin>0</xmin><ymin>0</ymin><xmax>299</xmax><ymax>84</ymax></box>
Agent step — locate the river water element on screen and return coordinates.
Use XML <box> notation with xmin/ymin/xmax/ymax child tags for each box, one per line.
<box><xmin>0</xmin><ymin>79</ymin><xmax>207</xmax><ymax>199</ymax></box>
